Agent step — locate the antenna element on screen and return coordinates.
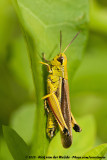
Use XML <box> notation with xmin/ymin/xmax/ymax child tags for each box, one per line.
<box><xmin>63</xmin><ymin>31</ymin><xmax>81</xmax><ymax>53</ymax></box>
<box><xmin>60</xmin><ymin>30</ymin><xmax>62</xmax><ymax>53</ymax></box>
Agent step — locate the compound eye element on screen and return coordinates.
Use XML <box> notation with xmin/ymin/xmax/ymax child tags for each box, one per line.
<box><xmin>57</xmin><ymin>56</ymin><xmax>63</xmax><ymax>65</ymax></box>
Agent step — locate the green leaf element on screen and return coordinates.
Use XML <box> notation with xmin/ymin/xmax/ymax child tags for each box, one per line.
<box><xmin>14</xmin><ymin>0</ymin><xmax>89</xmax><ymax>77</ymax></box>
<box><xmin>47</xmin><ymin>115</ymin><xmax>96</xmax><ymax>158</ymax></box>
<box><xmin>10</xmin><ymin>103</ymin><xmax>36</xmax><ymax>144</ymax></box>
<box><xmin>8</xmin><ymin>36</ymin><xmax>34</xmax><ymax>92</ymax></box>
<box><xmin>3</xmin><ymin>126</ymin><xmax>29</xmax><ymax>160</ymax></box>
<box><xmin>12</xmin><ymin>0</ymin><xmax>89</xmax><ymax>155</ymax></box>
<box><xmin>0</xmin><ymin>138</ymin><xmax>13</xmax><ymax>160</ymax></box>
<box><xmin>83</xmin><ymin>143</ymin><xmax>107</xmax><ymax>160</ymax></box>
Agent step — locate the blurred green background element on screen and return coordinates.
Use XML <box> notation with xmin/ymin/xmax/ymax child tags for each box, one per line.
<box><xmin>0</xmin><ymin>0</ymin><xmax>107</xmax><ymax>159</ymax></box>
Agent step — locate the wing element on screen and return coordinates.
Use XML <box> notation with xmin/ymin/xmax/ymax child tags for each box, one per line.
<box><xmin>60</xmin><ymin>78</ymin><xmax>72</xmax><ymax>148</ymax></box>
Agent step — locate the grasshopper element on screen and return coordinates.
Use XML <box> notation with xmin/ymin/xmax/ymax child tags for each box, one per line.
<box><xmin>41</xmin><ymin>31</ymin><xmax>81</xmax><ymax>148</ymax></box>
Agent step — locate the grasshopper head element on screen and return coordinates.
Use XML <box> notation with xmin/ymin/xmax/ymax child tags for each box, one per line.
<box><xmin>57</xmin><ymin>53</ymin><xmax>67</xmax><ymax>66</ymax></box>
<box><xmin>51</xmin><ymin>53</ymin><xmax>67</xmax><ymax>67</ymax></box>
<box><xmin>51</xmin><ymin>53</ymin><xmax>68</xmax><ymax>79</ymax></box>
